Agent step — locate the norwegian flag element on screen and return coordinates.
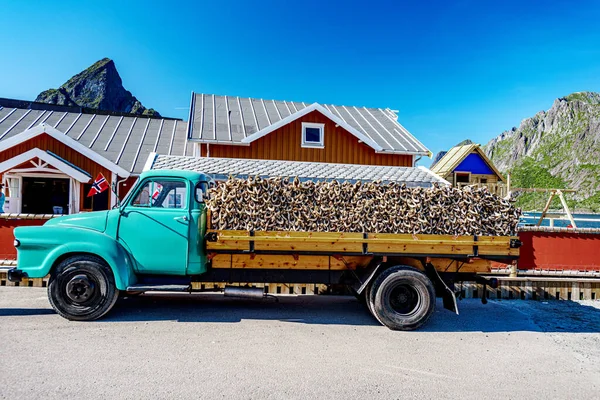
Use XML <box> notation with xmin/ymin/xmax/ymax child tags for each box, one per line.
<box><xmin>87</xmin><ymin>173</ymin><xmax>109</xmax><ymax>197</ymax></box>
<box><xmin>152</xmin><ymin>183</ymin><xmax>163</xmax><ymax>200</ymax></box>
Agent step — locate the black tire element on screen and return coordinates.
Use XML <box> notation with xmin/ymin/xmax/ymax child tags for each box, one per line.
<box><xmin>371</xmin><ymin>266</ymin><xmax>435</xmax><ymax>331</ymax></box>
<box><xmin>48</xmin><ymin>255</ymin><xmax>119</xmax><ymax>321</ymax></box>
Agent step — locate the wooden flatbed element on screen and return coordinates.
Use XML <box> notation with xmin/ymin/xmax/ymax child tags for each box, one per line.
<box><xmin>206</xmin><ymin>230</ymin><xmax>520</xmax><ymax>274</ymax></box>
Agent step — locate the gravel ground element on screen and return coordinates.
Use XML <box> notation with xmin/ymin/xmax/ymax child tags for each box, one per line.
<box><xmin>1</xmin><ymin>287</ymin><xmax>599</xmax><ymax>399</ymax></box>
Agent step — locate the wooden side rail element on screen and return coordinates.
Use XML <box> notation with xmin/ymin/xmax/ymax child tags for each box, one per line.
<box><xmin>206</xmin><ymin>230</ymin><xmax>520</xmax><ymax>258</ymax></box>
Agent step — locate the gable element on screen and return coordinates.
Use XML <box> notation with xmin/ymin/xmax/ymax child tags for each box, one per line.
<box><xmin>0</xmin><ymin>147</ymin><xmax>92</xmax><ymax>182</ymax></box>
<box><xmin>453</xmin><ymin>153</ymin><xmax>496</xmax><ymax>175</ymax></box>
<box><xmin>198</xmin><ymin>110</ymin><xmax>414</xmax><ymax>166</ymax></box>
<box><xmin>0</xmin><ymin>133</ymin><xmax>112</xmax><ymax>181</ymax></box>
<box><xmin>430</xmin><ymin>143</ymin><xmax>505</xmax><ymax>182</ymax></box>
<box><xmin>188</xmin><ymin>93</ymin><xmax>430</xmax><ymax>156</ymax></box>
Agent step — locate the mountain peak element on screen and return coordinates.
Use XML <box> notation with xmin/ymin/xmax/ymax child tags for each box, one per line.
<box><xmin>561</xmin><ymin>91</ymin><xmax>600</xmax><ymax>105</ymax></box>
<box><xmin>484</xmin><ymin>92</ymin><xmax>600</xmax><ymax>211</ymax></box>
<box><xmin>35</xmin><ymin>58</ymin><xmax>160</xmax><ymax>117</ymax></box>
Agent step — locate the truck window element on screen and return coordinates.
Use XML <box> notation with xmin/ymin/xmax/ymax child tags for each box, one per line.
<box><xmin>195</xmin><ymin>181</ymin><xmax>210</xmax><ymax>203</ymax></box>
<box><xmin>131</xmin><ymin>179</ymin><xmax>188</xmax><ymax>209</ymax></box>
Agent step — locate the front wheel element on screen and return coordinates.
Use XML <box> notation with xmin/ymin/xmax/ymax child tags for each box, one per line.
<box><xmin>370</xmin><ymin>266</ymin><xmax>435</xmax><ymax>331</ymax></box>
<box><xmin>48</xmin><ymin>255</ymin><xmax>119</xmax><ymax>321</ymax></box>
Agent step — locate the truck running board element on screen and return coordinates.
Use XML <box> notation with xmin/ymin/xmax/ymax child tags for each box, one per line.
<box><xmin>126</xmin><ymin>284</ymin><xmax>191</xmax><ymax>292</ymax></box>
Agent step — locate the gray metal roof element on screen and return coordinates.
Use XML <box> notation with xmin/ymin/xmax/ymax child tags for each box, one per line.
<box><xmin>188</xmin><ymin>93</ymin><xmax>430</xmax><ymax>156</ymax></box>
<box><xmin>0</xmin><ymin>106</ymin><xmax>192</xmax><ymax>174</ymax></box>
<box><xmin>148</xmin><ymin>155</ymin><xmax>448</xmax><ymax>187</ymax></box>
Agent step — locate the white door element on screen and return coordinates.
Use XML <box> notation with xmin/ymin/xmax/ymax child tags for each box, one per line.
<box><xmin>3</xmin><ymin>175</ymin><xmax>22</xmax><ymax>213</ymax></box>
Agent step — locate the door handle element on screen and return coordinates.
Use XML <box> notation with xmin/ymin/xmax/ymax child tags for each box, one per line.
<box><xmin>174</xmin><ymin>215</ymin><xmax>189</xmax><ymax>223</ymax></box>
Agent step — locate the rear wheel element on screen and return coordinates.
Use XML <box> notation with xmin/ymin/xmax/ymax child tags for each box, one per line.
<box><xmin>48</xmin><ymin>255</ymin><xmax>119</xmax><ymax>321</ymax></box>
<box><xmin>365</xmin><ymin>282</ymin><xmax>384</xmax><ymax>325</ymax></box>
<box><xmin>370</xmin><ymin>266</ymin><xmax>435</xmax><ymax>331</ymax></box>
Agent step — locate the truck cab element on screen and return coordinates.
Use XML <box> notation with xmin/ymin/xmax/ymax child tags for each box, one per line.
<box><xmin>10</xmin><ymin>170</ymin><xmax>212</xmax><ymax>320</ymax></box>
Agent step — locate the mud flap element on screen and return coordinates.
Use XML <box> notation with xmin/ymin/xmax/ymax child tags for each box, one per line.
<box><xmin>351</xmin><ymin>260</ymin><xmax>385</xmax><ymax>295</ymax></box>
<box><xmin>424</xmin><ymin>263</ymin><xmax>459</xmax><ymax>315</ymax></box>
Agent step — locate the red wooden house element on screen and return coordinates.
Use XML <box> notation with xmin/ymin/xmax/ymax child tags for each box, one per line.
<box><xmin>0</xmin><ymin>100</ymin><xmax>189</xmax><ymax>214</ymax></box>
<box><xmin>186</xmin><ymin>93</ymin><xmax>430</xmax><ymax>167</ymax></box>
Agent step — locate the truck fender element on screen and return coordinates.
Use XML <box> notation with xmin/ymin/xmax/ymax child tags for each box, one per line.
<box><xmin>64</xmin><ymin>237</ymin><xmax>137</xmax><ymax>290</ymax></box>
<box><xmin>17</xmin><ymin>227</ymin><xmax>136</xmax><ymax>290</ymax></box>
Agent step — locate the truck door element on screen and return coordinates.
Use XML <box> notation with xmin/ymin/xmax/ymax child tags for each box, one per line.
<box><xmin>118</xmin><ymin>177</ymin><xmax>190</xmax><ymax>275</ymax></box>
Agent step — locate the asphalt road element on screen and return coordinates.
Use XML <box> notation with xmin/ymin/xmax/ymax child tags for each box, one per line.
<box><xmin>1</xmin><ymin>287</ymin><xmax>599</xmax><ymax>400</ymax></box>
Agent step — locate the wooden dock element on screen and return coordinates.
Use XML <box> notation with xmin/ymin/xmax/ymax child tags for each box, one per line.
<box><xmin>2</xmin><ymin>269</ymin><xmax>598</xmax><ymax>300</ymax></box>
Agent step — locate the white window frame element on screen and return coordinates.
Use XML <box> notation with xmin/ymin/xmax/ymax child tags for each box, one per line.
<box><xmin>301</xmin><ymin>122</ymin><xmax>325</xmax><ymax>148</ymax></box>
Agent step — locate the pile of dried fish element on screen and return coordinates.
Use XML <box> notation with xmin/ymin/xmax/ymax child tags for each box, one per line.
<box><xmin>207</xmin><ymin>177</ymin><xmax>521</xmax><ymax>236</ymax></box>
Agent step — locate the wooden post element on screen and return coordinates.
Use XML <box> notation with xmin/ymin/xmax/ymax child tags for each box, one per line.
<box><xmin>557</xmin><ymin>190</ymin><xmax>577</xmax><ymax>228</ymax></box>
<box><xmin>509</xmin><ymin>262</ymin><xmax>517</xmax><ymax>278</ymax></box>
<box><xmin>572</xmin><ymin>282</ymin><xmax>581</xmax><ymax>301</ymax></box>
<box><xmin>583</xmin><ymin>283</ymin><xmax>592</xmax><ymax>300</ymax></box>
<box><xmin>537</xmin><ymin>191</ymin><xmax>556</xmax><ymax>226</ymax></box>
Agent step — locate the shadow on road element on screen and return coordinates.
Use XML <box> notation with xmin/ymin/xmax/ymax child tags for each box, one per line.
<box><xmin>0</xmin><ymin>308</ymin><xmax>55</xmax><ymax>316</ymax></box>
<box><xmin>97</xmin><ymin>293</ymin><xmax>600</xmax><ymax>333</ymax></box>
<box><xmin>107</xmin><ymin>294</ymin><xmax>379</xmax><ymax>326</ymax></box>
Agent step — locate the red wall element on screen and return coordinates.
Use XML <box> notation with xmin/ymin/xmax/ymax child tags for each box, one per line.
<box><xmin>0</xmin><ymin>219</ymin><xmax>46</xmax><ymax>260</ymax></box>
<box><xmin>200</xmin><ymin>111</ymin><xmax>413</xmax><ymax>166</ymax></box>
<box><xmin>518</xmin><ymin>231</ymin><xmax>600</xmax><ymax>272</ymax></box>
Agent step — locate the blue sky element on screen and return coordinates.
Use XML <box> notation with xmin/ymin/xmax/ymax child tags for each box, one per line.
<box><xmin>1</xmin><ymin>0</ymin><xmax>600</xmax><ymax>166</ymax></box>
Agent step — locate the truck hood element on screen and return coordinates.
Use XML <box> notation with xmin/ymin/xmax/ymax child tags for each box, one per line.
<box><xmin>43</xmin><ymin>211</ymin><xmax>109</xmax><ymax>232</ymax></box>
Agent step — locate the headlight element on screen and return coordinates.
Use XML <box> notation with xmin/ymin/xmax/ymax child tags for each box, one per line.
<box><xmin>13</xmin><ymin>239</ymin><xmax>20</xmax><ymax>248</ymax></box>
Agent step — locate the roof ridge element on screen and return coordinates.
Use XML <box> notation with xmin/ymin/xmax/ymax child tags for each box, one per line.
<box><xmin>192</xmin><ymin>92</ymin><xmax>396</xmax><ymax>112</ymax></box>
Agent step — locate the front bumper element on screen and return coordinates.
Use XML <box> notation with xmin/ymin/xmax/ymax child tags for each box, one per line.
<box><xmin>7</xmin><ymin>268</ymin><xmax>28</xmax><ymax>282</ymax></box>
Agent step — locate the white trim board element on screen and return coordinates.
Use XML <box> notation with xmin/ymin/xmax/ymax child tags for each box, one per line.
<box><xmin>301</xmin><ymin>122</ymin><xmax>325</xmax><ymax>148</ymax></box>
<box><xmin>143</xmin><ymin>152</ymin><xmax>158</xmax><ymax>172</ymax></box>
<box><xmin>0</xmin><ymin>148</ymin><xmax>92</xmax><ymax>182</ymax></box>
<box><xmin>0</xmin><ymin>123</ymin><xmax>131</xmax><ymax>177</ymax></box>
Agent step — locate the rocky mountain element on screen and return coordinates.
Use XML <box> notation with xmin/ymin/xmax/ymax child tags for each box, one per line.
<box><xmin>36</xmin><ymin>58</ymin><xmax>160</xmax><ymax>117</ymax></box>
<box><xmin>484</xmin><ymin>91</ymin><xmax>600</xmax><ymax>211</ymax></box>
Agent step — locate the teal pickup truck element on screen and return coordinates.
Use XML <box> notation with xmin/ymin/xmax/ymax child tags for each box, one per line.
<box><xmin>9</xmin><ymin>169</ymin><xmax>519</xmax><ymax>330</ymax></box>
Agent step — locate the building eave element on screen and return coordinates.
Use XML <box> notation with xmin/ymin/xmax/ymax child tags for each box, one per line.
<box><xmin>0</xmin><ymin>123</ymin><xmax>131</xmax><ymax>178</ymax></box>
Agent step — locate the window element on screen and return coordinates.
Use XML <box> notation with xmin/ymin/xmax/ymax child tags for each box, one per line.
<box><xmin>195</xmin><ymin>181</ymin><xmax>211</xmax><ymax>203</ymax></box>
<box><xmin>455</xmin><ymin>173</ymin><xmax>470</xmax><ymax>184</ymax></box>
<box><xmin>301</xmin><ymin>122</ymin><xmax>324</xmax><ymax>148</ymax></box>
<box><xmin>131</xmin><ymin>179</ymin><xmax>187</xmax><ymax>209</ymax></box>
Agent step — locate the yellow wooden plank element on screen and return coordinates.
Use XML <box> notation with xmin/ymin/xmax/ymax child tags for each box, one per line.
<box><xmin>212</xmin><ymin>254</ymin><xmax>348</xmax><ymax>270</ymax></box>
<box><xmin>206</xmin><ymin>230</ymin><xmax>250</xmax><ymax>251</ymax></box>
<box><xmin>429</xmin><ymin>258</ymin><xmax>491</xmax><ymax>273</ymax></box>
<box><xmin>213</xmin><ymin>230</ymin><xmax>510</xmax><ymax>246</ymax></box>
<box><xmin>208</xmin><ymin>230</ymin><xmax>516</xmax><ymax>257</ymax></box>
<box><xmin>368</xmin><ymin>242</ymin><xmax>472</xmax><ymax>255</ymax></box>
<box><xmin>254</xmin><ymin>231</ymin><xmax>363</xmax><ymax>252</ymax></box>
